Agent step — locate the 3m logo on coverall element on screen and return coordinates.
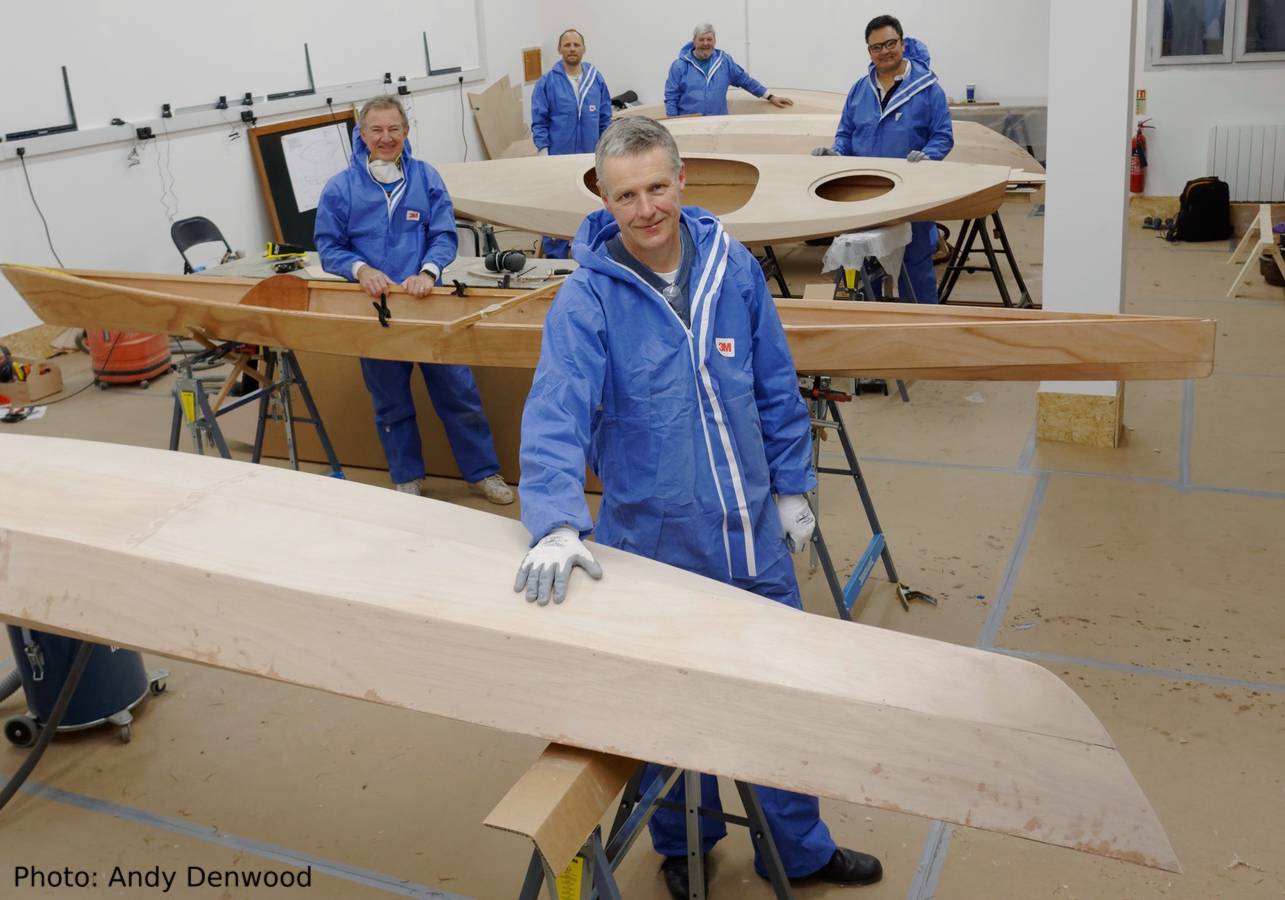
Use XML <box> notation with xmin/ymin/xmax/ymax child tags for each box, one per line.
<box><xmin>716</xmin><ymin>338</ymin><xmax>735</xmax><ymax>358</ymax></box>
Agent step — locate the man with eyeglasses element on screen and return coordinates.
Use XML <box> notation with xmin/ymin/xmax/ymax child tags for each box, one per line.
<box><xmin>315</xmin><ymin>96</ymin><xmax>514</xmax><ymax>505</ymax></box>
<box><xmin>815</xmin><ymin>14</ymin><xmax>953</xmax><ymax>303</ymax></box>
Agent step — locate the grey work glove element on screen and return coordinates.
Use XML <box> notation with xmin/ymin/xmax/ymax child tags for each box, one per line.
<box><xmin>514</xmin><ymin>526</ymin><xmax>603</xmax><ymax>606</ymax></box>
<box><xmin>537</xmin><ymin>147</ymin><xmax>549</xmax><ymax>156</ymax></box>
<box><xmin>906</xmin><ymin>149</ymin><xmax>928</xmax><ymax>163</ymax></box>
<box><xmin>775</xmin><ymin>494</ymin><xmax>817</xmax><ymax>553</ymax></box>
<box><xmin>811</xmin><ymin>146</ymin><xmax>838</xmax><ymax>156</ymax></box>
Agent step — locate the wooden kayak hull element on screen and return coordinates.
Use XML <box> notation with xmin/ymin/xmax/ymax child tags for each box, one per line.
<box><xmin>0</xmin><ymin>434</ymin><xmax>1178</xmax><ymax>871</ymax></box>
<box><xmin>0</xmin><ymin>265</ymin><xmax>1214</xmax><ymax>380</ymax></box>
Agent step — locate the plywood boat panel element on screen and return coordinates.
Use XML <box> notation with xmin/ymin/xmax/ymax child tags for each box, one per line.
<box><xmin>436</xmin><ymin>152</ymin><xmax>1012</xmax><ymax>243</ymax></box>
<box><xmin>0</xmin><ymin>434</ymin><xmax>1177</xmax><ymax>871</ymax></box>
<box><xmin>0</xmin><ymin>266</ymin><xmax>1215</xmax><ymax>380</ymax></box>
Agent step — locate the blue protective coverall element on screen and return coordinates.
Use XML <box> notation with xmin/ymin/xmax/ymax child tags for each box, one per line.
<box><xmin>532</xmin><ymin>61</ymin><xmax>613</xmax><ymax>258</ymax></box>
<box><xmin>315</xmin><ymin>132</ymin><xmax>501</xmax><ymax>485</ymax></box>
<box><xmin>832</xmin><ymin>42</ymin><xmax>953</xmax><ymax>303</ymax></box>
<box><xmin>664</xmin><ymin>43</ymin><xmax>767</xmax><ymax>117</ymax></box>
<box><xmin>518</xmin><ymin>207</ymin><xmax>836</xmax><ymax>876</ymax></box>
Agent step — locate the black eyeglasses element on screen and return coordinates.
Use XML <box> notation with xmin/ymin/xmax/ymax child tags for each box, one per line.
<box><xmin>867</xmin><ymin>38</ymin><xmax>901</xmax><ymax>53</ymax></box>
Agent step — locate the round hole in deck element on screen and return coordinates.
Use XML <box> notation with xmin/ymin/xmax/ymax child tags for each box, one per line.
<box><xmin>814</xmin><ymin>173</ymin><xmax>896</xmax><ymax>203</ymax></box>
<box><xmin>583</xmin><ymin>158</ymin><xmax>759</xmax><ymax>215</ymax></box>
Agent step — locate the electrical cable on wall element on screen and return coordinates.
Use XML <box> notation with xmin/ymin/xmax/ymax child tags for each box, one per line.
<box><xmin>326</xmin><ymin>98</ymin><xmax>352</xmax><ymax>163</ymax></box>
<box><xmin>16</xmin><ymin>150</ymin><xmax>65</xmax><ymax>268</ymax></box>
<box><xmin>156</xmin><ymin>117</ymin><xmax>180</xmax><ymax>222</ymax></box>
<box><xmin>458</xmin><ymin>78</ymin><xmax>469</xmax><ymax>162</ymax></box>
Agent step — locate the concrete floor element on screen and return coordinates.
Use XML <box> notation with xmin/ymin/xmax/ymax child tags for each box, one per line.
<box><xmin>1</xmin><ymin>201</ymin><xmax>1283</xmax><ymax>898</ymax></box>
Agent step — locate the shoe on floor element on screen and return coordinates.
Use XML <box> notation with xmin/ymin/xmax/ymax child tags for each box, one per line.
<box><xmin>660</xmin><ymin>855</ymin><xmax>709</xmax><ymax>900</ymax></box>
<box><xmin>809</xmin><ymin>847</ymin><xmax>883</xmax><ymax>885</ymax></box>
<box><xmin>393</xmin><ymin>479</ymin><xmax>423</xmax><ymax>496</ymax></box>
<box><xmin>469</xmin><ymin>473</ymin><xmax>514</xmax><ymax>505</ymax></box>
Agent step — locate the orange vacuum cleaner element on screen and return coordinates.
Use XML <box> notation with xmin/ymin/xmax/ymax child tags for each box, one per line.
<box><xmin>85</xmin><ymin>330</ymin><xmax>172</xmax><ymax>389</ymax></box>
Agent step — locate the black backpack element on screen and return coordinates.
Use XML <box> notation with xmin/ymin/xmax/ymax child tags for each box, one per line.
<box><xmin>1165</xmin><ymin>177</ymin><xmax>1232</xmax><ymax>242</ymax></box>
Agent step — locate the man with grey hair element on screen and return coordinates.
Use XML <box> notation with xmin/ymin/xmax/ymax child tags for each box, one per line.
<box><xmin>664</xmin><ymin>24</ymin><xmax>793</xmax><ymax>116</ymax></box>
<box><xmin>514</xmin><ymin>117</ymin><xmax>882</xmax><ymax>898</ymax></box>
<box><xmin>315</xmin><ymin>96</ymin><xmax>513</xmax><ymax>505</ymax></box>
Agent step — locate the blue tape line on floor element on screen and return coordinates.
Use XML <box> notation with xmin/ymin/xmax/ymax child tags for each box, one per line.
<box><xmin>906</xmin><ymin>819</ymin><xmax>953</xmax><ymax>900</ymax></box>
<box><xmin>977</xmin><ymin>472</ymin><xmax>1049</xmax><ymax>651</ymax></box>
<box><xmin>989</xmin><ymin>648</ymin><xmax>1285</xmax><ymax>695</ymax></box>
<box><xmin>0</xmin><ymin>776</ymin><xmax>465</xmax><ymax>899</ymax></box>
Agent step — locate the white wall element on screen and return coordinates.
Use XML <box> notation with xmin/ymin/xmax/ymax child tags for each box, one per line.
<box><xmin>533</xmin><ymin>1</ymin><xmax>1049</xmax><ymax>109</ymax></box>
<box><xmin>0</xmin><ymin>0</ymin><xmax>541</xmax><ymax>337</ymax></box>
<box><xmin>1133</xmin><ymin>5</ymin><xmax>1285</xmax><ymax>196</ymax></box>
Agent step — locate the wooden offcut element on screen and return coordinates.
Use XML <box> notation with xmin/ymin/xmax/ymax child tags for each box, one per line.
<box><xmin>0</xmin><ymin>434</ymin><xmax>1178</xmax><ymax>871</ymax></box>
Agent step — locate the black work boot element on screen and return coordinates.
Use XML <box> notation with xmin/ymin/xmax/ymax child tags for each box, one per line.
<box><xmin>810</xmin><ymin>847</ymin><xmax>883</xmax><ymax>885</ymax></box>
<box><xmin>660</xmin><ymin>855</ymin><xmax>709</xmax><ymax>899</ymax></box>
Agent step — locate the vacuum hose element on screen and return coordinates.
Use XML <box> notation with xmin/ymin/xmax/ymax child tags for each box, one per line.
<box><xmin>0</xmin><ymin>669</ymin><xmax>20</xmax><ymax>703</ymax></box>
<box><xmin>0</xmin><ymin>641</ymin><xmax>93</xmax><ymax>814</ymax></box>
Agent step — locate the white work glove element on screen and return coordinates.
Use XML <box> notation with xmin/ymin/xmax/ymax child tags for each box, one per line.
<box><xmin>811</xmin><ymin>146</ymin><xmax>838</xmax><ymax>156</ymax></box>
<box><xmin>537</xmin><ymin>147</ymin><xmax>549</xmax><ymax>156</ymax></box>
<box><xmin>906</xmin><ymin>149</ymin><xmax>928</xmax><ymax>163</ymax></box>
<box><xmin>775</xmin><ymin>494</ymin><xmax>816</xmax><ymax>553</ymax></box>
<box><xmin>514</xmin><ymin>526</ymin><xmax>603</xmax><ymax>606</ymax></box>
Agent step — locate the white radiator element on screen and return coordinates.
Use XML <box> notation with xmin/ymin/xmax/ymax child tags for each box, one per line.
<box><xmin>1207</xmin><ymin>125</ymin><xmax>1285</xmax><ymax>202</ymax></box>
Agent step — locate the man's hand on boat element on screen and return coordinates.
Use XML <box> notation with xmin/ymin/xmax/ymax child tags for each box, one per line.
<box><xmin>356</xmin><ymin>264</ymin><xmax>436</xmax><ymax>299</ymax></box>
<box><xmin>514</xmin><ymin>526</ymin><xmax>603</xmax><ymax>606</ymax></box>
<box><xmin>356</xmin><ymin>264</ymin><xmax>394</xmax><ymax>298</ymax></box>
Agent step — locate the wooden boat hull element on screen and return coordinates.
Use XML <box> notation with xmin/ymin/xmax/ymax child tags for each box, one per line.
<box><xmin>0</xmin><ymin>434</ymin><xmax>1178</xmax><ymax>871</ymax></box>
<box><xmin>660</xmin><ymin>115</ymin><xmax>1045</xmax><ymax>177</ymax></box>
<box><xmin>0</xmin><ymin>265</ymin><xmax>1215</xmax><ymax>381</ymax></box>
<box><xmin>437</xmin><ymin>152</ymin><xmax>1012</xmax><ymax>243</ymax></box>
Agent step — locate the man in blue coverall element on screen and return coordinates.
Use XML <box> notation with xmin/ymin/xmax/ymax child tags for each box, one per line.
<box><xmin>665</xmin><ymin>23</ymin><xmax>794</xmax><ymax>117</ymax></box>
<box><xmin>315</xmin><ymin>97</ymin><xmax>513</xmax><ymax>505</ymax></box>
<box><xmin>532</xmin><ymin>28</ymin><xmax>613</xmax><ymax>259</ymax></box>
<box><xmin>815</xmin><ymin>15</ymin><xmax>953</xmax><ymax>303</ymax></box>
<box><xmin>512</xmin><ymin>117</ymin><xmax>882</xmax><ymax>899</ymax></box>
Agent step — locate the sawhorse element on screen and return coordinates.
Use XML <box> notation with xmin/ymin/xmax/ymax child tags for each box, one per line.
<box><xmin>169</xmin><ymin>335</ymin><xmax>343</xmax><ymax>477</ymax></box>
<box><xmin>802</xmin><ymin>376</ymin><xmax>935</xmax><ymax>616</ymax></box>
<box><xmin>518</xmin><ymin>766</ymin><xmax>795</xmax><ymax>900</ymax></box>
<box><xmin>937</xmin><ymin>209</ymin><xmax>1034</xmax><ymax>308</ymax></box>
<box><xmin>756</xmin><ymin>244</ymin><xmax>793</xmax><ymax>298</ymax></box>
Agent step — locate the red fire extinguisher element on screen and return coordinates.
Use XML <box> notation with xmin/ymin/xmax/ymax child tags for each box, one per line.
<box><xmin>1130</xmin><ymin>119</ymin><xmax>1152</xmax><ymax>194</ymax></box>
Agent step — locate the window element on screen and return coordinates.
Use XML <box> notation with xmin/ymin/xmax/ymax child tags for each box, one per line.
<box><xmin>1149</xmin><ymin>0</ymin><xmax>1285</xmax><ymax>63</ymax></box>
<box><xmin>1240</xmin><ymin>0</ymin><xmax>1285</xmax><ymax>57</ymax></box>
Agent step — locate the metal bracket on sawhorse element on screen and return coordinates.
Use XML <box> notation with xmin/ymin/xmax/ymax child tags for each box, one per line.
<box><xmin>519</xmin><ymin>766</ymin><xmax>795</xmax><ymax>900</ymax></box>
<box><xmin>169</xmin><ymin>336</ymin><xmax>343</xmax><ymax>478</ymax></box>
<box><xmin>802</xmin><ymin>376</ymin><xmax>936</xmax><ymax>615</ymax></box>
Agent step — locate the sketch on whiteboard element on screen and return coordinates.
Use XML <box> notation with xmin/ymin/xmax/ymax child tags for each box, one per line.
<box><xmin>282</xmin><ymin>126</ymin><xmax>350</xmax><ymax>213</ymax></box>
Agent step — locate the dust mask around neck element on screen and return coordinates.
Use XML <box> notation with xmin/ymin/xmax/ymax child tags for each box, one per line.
<box><xmin>368</xmin><ymin>157</ymin><xmax>403</xmax><ymax>184</ymax></box>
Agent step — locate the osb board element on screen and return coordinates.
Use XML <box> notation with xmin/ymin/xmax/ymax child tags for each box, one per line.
<box><xmin>1036</xmin><ymin>385</ymin><xmax>1124</xmax><ymax>448</ymax></box>
<box><xmin>0</xmin><ymin>434</ymin><xmax>1176</xmax><ymax>871</ymax></box>
<box><xmin>0</xmin><ymin>322</ymin><xmax>68</xmax><ymax>360</ymax></box>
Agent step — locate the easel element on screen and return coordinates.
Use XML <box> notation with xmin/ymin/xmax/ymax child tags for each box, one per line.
<box><xmin>1227</xmin><ymin>204</ymin><xmax>1284</xmax><ymax>297</ymax></box>
<box><xmin>169</xmin><ymin>329</ymin><xmax>343</xmax><ymax>477</ymax></box>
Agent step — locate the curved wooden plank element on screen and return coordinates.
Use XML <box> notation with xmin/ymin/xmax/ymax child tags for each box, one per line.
<box><xmin>435</xmin><ymin>152</ymin><xmax>1011</xmax><ymax>243</ymax></box>
<box><xmin>659</xmin><ymin>115</ymin><xmax>1045</xmax><ymax>175</ymax></box>
<box><xmin>0</xmin><ymin>265</ymin><xmax>1215</xmax><ymax>380</ymax></box>
<box><xmin>0</xmin><ymin>434</ymin><xmax>1177</xmax><ymax>871</ymax></box>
